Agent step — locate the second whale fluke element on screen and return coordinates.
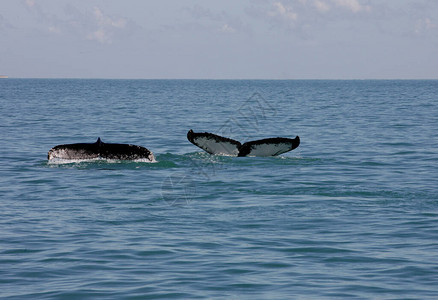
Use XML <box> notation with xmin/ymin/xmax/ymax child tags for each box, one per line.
<box><xmin>187</xmin><ymin>129</ymin><xmax>300</xmax><ymax>157</ymax></box>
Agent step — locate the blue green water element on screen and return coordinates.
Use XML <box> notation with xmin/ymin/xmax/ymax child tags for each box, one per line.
<box><xmin>1</xmin><ymin>79</ymin><xmax>437</xmax><ymax>299</ymax></box>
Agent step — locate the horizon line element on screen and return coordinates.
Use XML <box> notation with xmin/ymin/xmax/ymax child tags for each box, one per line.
<box><xmin>3</xmin><ymin>77</ymin><xmax>438</xmax><ymax>81</ymax></box>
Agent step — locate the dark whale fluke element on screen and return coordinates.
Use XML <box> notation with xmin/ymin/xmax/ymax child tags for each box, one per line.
<box><xmin>187</xmin><ymin>130</ymin><xmax>300</xmax><ymax>157</ymax></box>
<box><xmin>48</xmin><ymin>138</ymin><xmax>155</xmax><ymax>162</ymax></box>
<box><xmin>187</xmin><ymin>130</ymin><xmax>242</xmax><ymax>156</ymax></box>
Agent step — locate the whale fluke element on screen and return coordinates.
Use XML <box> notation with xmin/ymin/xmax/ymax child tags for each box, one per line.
<box><xmin>238</xmin><ymin>136</ymin><xmax>300</xmax><ymax>157</ymax></box>
<box><xmin>48</xmin><ymin>138</ymin><xmax>155</xmax><ymax>162</ymax></box>
<box><xmin>187</xmin><ymin>130</ymin><xmax>241</xmax><ymax>156</ymax></box>
<box><xmin>187</xmin><ymin>130</ymin><xmax>300</xmax><ymax>157</ymax></box>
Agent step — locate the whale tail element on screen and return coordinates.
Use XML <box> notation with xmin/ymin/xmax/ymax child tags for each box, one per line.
<box><xmin>48</xmin><ymin>138</ymin><xmax>154</xmax><ymax>161</ymax></box>
<box><xmin>187</xmin><ymin>130</ymin><xmax>300</xmax><ymax>157</ymax></box>
<box><xmin>238</xmin><ymin>136</ymin><xmax>300</xmax><ymax>157</ymax></box>
<box><xmin>187</xmin><ymin>129</ymin><xmax>241</xmax><ymax>156</ymax></box>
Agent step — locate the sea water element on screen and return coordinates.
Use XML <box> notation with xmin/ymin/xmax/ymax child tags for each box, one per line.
<box><xmin>1</xmin><ymin>79</ymin><xmax>437</xmax><ymax>299</ymax></box>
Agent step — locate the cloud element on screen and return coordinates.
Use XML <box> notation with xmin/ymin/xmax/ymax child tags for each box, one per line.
<box><xmin>333</xmin><ymin>0</ymin><xmax>371</xmax><ymax>13</ymax></box>
<box><xmin>87</xmin><ymin>7</ymin><xmax>127</xmax><ymax>44</ymax></box>
<box><xmin>22</xmin><ymin>0</ymin><xmax>70</xmax><ymax>35</ymax></box>
<box><xmin>219</xmin><ymin>24</ymin><xmax>236</xmax><ymax>33</ymax></box>
<box><xmin>247</xmin><ymin>0</ymin><xmax>375</xmax><ymax>35</ymax></box>
<box><xmin>22</xmin><ymin>2</ymin><xmax>133</xmax><ymax>44</ymax></box>
<box><xmin>87</xmin><ymin>28</ymin><xmax>109</xmax><ymax>44</ymax></box>
<box><xmin>415</xmin><ymin>17</ymin><xmax>436</xmax><ymax>35</ymax></box>
<box><xmin>269</xmin><ymin>2</ymin><xmax>298</xmax><ymax>21</ymax></box>
<box><xmin>184</xmin><ymin>4</ymin><xmax>224</xmax><ymax>22</ymax></box>
<box><xmin>314</xmin><ymin>0</ymin><xmax>330</xmax><ymax>13</ymax></box>
<box><xmin>181</xmin><ymin>4</ymin><xmax>251</xmax><ymax>36</ymax></box>
<box><xmin>25</xmin><ymin>0</ymin><xmax>35</xmax><ymax>8</ymax></box>
<box><xmin>93</xmin><ymin>7</ymin><xmax>126</xmax><ymax>29</ymax></box>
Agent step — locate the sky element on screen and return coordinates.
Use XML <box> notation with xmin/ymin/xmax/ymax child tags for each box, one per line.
<box><xmin>0</xmin><ymin>0</ymin><xmax>437</xmax><ymax>79</ymax></box>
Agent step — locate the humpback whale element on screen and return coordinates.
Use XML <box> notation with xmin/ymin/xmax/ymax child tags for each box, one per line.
<box><xmin>187</xmin><ymin>130</ymin><xmax>300</xmax><ymax>157</ymax></box>
<box><xmin>48</xmin><ymin>138</ymin><xmax>155</xmax><ymax>162</ymax></box>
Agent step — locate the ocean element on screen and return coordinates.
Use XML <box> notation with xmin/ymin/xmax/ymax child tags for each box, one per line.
<box><xmin>1</xmin><ymin>79</ymin><xmax>437</xmax><ymax>299</ymax></box>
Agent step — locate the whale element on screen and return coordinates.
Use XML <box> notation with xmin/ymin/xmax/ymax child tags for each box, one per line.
<box><xmin>187</xmin><ymin>130</ymin><xmax>300</xmax><ymax>157</ymax></box>
<box><xmin>47</xmin><ymin>138</ymin><xmax>155</xmax><ymax>162</ymax></box>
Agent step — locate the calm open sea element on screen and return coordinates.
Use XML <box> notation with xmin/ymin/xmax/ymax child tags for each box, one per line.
<box><xmin>1</xmin><ymin>79</ymin><xmax>437</xmax><ymax>299</ymax></box>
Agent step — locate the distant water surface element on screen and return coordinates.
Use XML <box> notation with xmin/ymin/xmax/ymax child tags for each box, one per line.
<box><xmin>1</xmin><ymin>79</ymin><xmax>438</xmax><ymax>299</ymax></box>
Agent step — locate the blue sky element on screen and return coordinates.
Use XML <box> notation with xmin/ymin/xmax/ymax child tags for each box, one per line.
<box><xmin>1</xmin><ymin>0</ymin><xmax>437</xmax><ymax>79</ymax></box>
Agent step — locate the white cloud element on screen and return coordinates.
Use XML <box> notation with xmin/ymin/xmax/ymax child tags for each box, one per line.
<box><xmin>87</xmin><ymin>7</ymin><xmax>128</xmax><ymax>44</ymax></box>
<box><xmin>185</xmin><ymin>4</ymin><xmax>223</xmax><ymax>22</ymax></box>
<box><xmin>415</xmin><ymin>17</ymin><xmax>436</xmax><ymax>35</ymax></box>
<box><xmin>93</xmin><ymin>7</ymin><xmax>126</xmax><ymax>29</ymax></box>
<box><xmin>424</xmin><ymin>18</ymin><xmax>436</xmax><ymax>30</ymax></box>
<box><xmin>87</xmin><ymin>28</ymin><xmax>110</xmax><ymax>44</ymax></box>
<box><xmin>333</xmin><ymin>0</ymin><xmax>370</xmax><ymax>13</ymax></box>
<box><xmin>269</xmin><ymin>2</ymin><xmax>298</xmax><ymax>21</ymax></box>
<box><xmin>183</xmin><ymin>4</ymin><xmax>250</xmax><ymax>35</ymax></box>
<box><xmin>24</xmin><ymin>3</ymin><xmax>132</xmax><ymax>43</ymax></box>
<box><xmin>220</xmin><ymin>24</ymin><xmax>236</xmax><ymax>33</ymax></box>
<box><xmin>25</xmin><ymin>0</ymin><xmax>35</xmax><ymax>8</ymax></box>
<box><xmin>247</xmin><ymin>0</ymin><xmax>375</xmax><ymax>36</ymax></box>
<box><xmin>314</xmin><ymin>0</ymin><xmax>330</xmax><ymax>13</ymax></box>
